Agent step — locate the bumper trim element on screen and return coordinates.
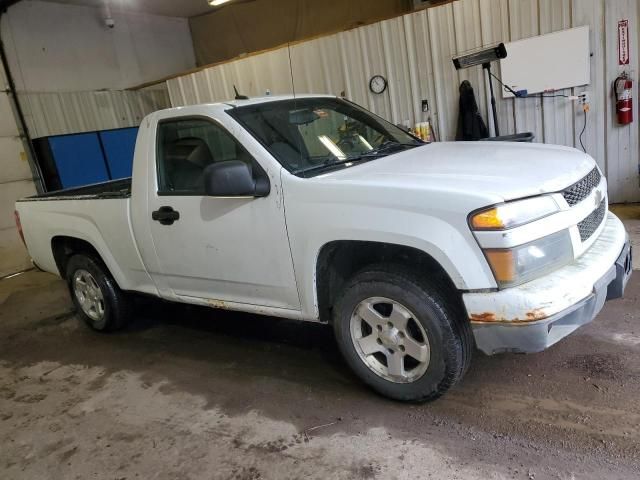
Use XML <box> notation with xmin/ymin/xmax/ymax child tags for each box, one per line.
<box><xmin>607</xmin><ymin>240</ymin><xmax>632</xmax><ymax>300</ymax></box>
<box><xmin>472</xmin><ymin>239</ymin><xmax>632</xmax><ymax>355</ymax></box>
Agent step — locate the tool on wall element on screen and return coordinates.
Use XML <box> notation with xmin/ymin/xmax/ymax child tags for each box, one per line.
<box><xmin>452</xmin><ymin>44</ymin><xmax>534</xmax><ymax>142</ymax></box>
<box><xmin>452</xmin><ymin>43</ymin><xmax>507</xmax><ymax>137</ymax></box>
<box><xmin>614</xmin><ymin>73</ymin><xmax>633</xmax><ymax>125</ymax></box>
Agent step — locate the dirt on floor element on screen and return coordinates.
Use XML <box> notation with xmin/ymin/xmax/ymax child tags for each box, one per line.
<box><xmin>0</xmin><ymin>270</ymin><xmax>639</xmax><ymax>480</ymax></box>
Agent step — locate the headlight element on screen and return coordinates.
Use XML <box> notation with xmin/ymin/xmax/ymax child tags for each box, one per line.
<box><xmin>470</xmin><ymin>196</ymin><xmax>560</xmax><ymax>230</ymax></box>
<box><xmin>484</xmin><ymin>230</ymin><xmax>573</xmax><ymax>288</ymax></box>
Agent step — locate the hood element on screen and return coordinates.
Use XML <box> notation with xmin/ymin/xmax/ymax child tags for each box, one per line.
<box><xmin>316</xmin><ymin>141</ymin><xmax>596</xmax><ymax>202</ymax></box>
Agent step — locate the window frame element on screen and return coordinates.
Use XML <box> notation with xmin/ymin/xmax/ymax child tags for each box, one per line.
<box><xmin>154</xmin><ymin>114</ymin><xmax>264</xmax><ymax>197</ymax></box>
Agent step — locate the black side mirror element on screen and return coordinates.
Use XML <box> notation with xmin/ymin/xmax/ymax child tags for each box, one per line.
<box><xmin>203</xmin><ymin>160</ymin><xmax>270</xmax><ymax>197</ymax></box>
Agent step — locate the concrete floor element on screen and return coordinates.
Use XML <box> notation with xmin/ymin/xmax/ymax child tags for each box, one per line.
<box><xmin>1</xmin><ymin>211</ymin><xmax>639</xmax><ymax>480</ymax></box>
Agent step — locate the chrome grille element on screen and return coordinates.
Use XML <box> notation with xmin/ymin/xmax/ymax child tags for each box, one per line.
<box><xmin>562</xmin><ymin>168</ymin><xmax>601</xmax><ymax>206</ymax></box>
<box><xmin>578</xmin><ymin>200</ymin><xmax>606</xmax><ymax>242</ymax></box>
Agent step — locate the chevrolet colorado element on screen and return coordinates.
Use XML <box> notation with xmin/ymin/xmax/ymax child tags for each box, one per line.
<box><xmin>15</xmin><ymin>95</ymin><xmax>632</xmax><ymax>401</ymax></box>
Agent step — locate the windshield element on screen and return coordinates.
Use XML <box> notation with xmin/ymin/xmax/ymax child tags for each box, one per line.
<box><xmin>229</xmin><ymin>97</ymin><xmax>423</xmax><ymax>177</ymax></box>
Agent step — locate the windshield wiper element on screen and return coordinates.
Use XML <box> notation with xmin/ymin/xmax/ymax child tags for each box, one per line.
<box><xmin>291</xmin><ymin>141</ymin><xmax>421</xmax><ymax>176</ymax></box>
<box><xmin>292</xmin><ymin>157</ymin><xmax>373</xmax><ymax>176</ymax></box>
<box><xmin>375</xmin><ymin>139</ymin><xmax>413</xmax><ymax>152</ymax></box>
<box><xmin>345</xmin><ymin>140</ymin><xmax>419</xmax><ymax>161</ymax></box>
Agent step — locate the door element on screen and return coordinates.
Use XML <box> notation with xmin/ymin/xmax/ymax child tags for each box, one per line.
<box><xmin>147</xmin><ymin>116</ymin><xmax>300</xmax><ymax>311</ymax></box>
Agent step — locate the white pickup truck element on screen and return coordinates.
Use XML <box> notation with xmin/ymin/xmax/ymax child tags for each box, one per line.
<box><xmin>15</xmin><ymin>95</ymin><xmax>632</xmax><ymax>401</ymax></box>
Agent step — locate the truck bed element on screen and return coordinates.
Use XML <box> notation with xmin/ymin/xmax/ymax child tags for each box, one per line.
<box><xmin>18</xmin><ymin>178</ymin><xmax>132</xmax><ymax>202</ymax></box>
<box><xmin>14</xmin><ymin>176</ymin><xmax>155</xmax><ymax>295</ymax></box>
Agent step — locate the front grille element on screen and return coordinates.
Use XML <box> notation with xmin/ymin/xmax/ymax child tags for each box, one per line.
<box><xmin>562</xmin><ymin>167</ymin><xmax>602</xmax><ymax>206</ymax></box>
<box><xmin>578</xmin><ymin>200</ymin><xmax>606</xmax><ymax>241</ymax></box>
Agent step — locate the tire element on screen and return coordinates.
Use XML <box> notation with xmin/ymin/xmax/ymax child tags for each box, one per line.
<box><xmin>65</xmin><ymin>254</ymin><xmax>131</xmax><ymax>332</ymax></box>
<box><xmin>333</xmin><ymin>264</ymin><xmax>473</xmax><ymax>402</ymax></box>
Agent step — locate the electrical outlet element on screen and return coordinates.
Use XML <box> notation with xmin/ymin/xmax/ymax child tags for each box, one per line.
<box><xmin>579</xmin><ymin>91</ymin><xmax>590</xmax><ymax>106</ymax></box>
<box><xmin>578</xmin><ymin>91</ymin><xmax>590</xmax><ymax>113</ymax></box>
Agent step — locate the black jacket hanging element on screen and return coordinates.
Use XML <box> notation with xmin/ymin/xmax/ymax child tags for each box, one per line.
<box><xmin>456</xmin><ymin>80</ymin><xmax>489</xmax><ymax>141</ymax></box>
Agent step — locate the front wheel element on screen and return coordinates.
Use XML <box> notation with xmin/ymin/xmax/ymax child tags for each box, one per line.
<box><xmin>66</xmin><ymin>254</ymin><xmax>131</xmax><ymax>332</ymax></box>
<box><xmin>333</xmin><ymin>265</ymin><xmax>472</xmax><ymax>402</ymax></box>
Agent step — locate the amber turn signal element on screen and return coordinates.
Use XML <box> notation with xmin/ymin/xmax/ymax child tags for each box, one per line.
<box><xmin>470</xmin><ymin>208</ymin><xmax>504</xmax><ymax>230</ymax></box>
<box><xmin>484</xmin><ymin>249</ymin><xmax>516</xmax><ymax>283</ymax></box>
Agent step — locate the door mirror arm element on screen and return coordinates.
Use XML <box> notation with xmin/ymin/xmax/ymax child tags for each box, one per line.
<box><xmin>203</xmin><ymin>160</ymin><xmax>270</xmax><ymax>197</ymax></box>
<box><xmin>254</xmin><ymin>175</ymin><xmax>270</xmax><ymax>197</ymax></box>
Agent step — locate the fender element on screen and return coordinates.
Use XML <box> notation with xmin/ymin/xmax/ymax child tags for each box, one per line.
<box><xmin>290</xmin><ymin>210</ymin><xmax>495</xmax><ymax>320</ymax></box>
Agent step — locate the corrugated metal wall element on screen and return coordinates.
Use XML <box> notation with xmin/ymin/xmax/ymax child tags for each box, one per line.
<box><xmin>167</xmin><ymin>0</ymin><xmax>639</xmax><ymax>203</ymax></box>
<box><xmin>19</xmin><ymin>86</ymin><xmax>170</xmax><ymax>139</ymax></box>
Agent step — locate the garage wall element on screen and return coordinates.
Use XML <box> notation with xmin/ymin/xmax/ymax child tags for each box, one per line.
<box><xmin>0</xmin><ymin>61</ymin><xmax>35</xmax><ymax>277</ymax></box>
<box><xmin>166</xmin><ymin>0</ymin><xmax>640</xmax><ymax>203</ymax></box>
<box><xmin>20</xmin><ymin>86</ymin><xmax>170</xmax><ymax>139</ymax></box>
<box><xmin>2</xmin><ymin>0</ymin><xmax>195</xmax><ymax>92</ymax></box>
<box><xmin>0</xmin><ymin>0</ymin><xmax>188</xmax><ymax>138</ymax></box>
<box><xmin>190</xmin><ymin>0</ymin><xmax>412</xmax><ymax>66</ymax></box>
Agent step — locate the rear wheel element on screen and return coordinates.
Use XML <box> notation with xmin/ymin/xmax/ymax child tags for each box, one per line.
<box><xmin>66</xmin><ymin>254</ymin><xmax>131</xmax><ymax>332</ymax></box>
<box><xmin>333</xmin><ymin>265</ymin><xmax>472</xmax><ymax>402</ymax></box>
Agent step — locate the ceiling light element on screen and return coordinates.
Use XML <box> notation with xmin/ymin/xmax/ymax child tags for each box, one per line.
<box><xmin>208</xmin><ymin>0</ymin><xmax>232</xmax><ymax>6</ymax></box>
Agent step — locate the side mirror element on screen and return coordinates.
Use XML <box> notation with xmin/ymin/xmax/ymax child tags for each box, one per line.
<box><xmin>203</xmin><ymin>160</ymin><xmax>270</xmax><ymax>197</ymax></box>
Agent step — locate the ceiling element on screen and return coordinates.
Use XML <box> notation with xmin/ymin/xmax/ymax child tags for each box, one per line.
<box><xmin>35</xmin><ymin>0</ymin><xmax>217</xmax><ymax>18</ymax></box>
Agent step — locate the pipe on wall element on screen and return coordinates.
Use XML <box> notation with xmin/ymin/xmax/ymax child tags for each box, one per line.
<box><xmin>0</xmin><ymin>0</ymin><xmax>46</xmax><ymax>193</ymax></box>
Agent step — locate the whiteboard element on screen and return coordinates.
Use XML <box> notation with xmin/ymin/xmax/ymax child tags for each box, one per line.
<box><xmin>500</xmin><ymin>26</ymin><xmax>590</xmax><ymax>98</ymax></box>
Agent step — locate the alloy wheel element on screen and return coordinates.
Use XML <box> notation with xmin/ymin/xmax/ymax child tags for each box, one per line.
<box><xmin>350</xmin><ymin>296</ymin><xmax>431</xmax><ymax>383</ymax></box>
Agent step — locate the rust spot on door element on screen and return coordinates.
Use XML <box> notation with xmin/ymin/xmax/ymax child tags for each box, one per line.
<box><xmin>207</xmin><ymin>299</ymin><xmax>227</xmax><ymax>309</ymax></box>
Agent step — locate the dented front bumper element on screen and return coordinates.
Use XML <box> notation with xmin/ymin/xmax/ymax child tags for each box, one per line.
<box><xmin>464</xmin><ymin>213</ymin><xmax>632</xmax><ymax>355</ymax></box>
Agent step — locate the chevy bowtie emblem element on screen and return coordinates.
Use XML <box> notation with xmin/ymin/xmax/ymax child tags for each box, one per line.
<box><xmin>594</xmin><ymin>189</ymin><xmax>603</xmax><ymax>206</ymax></box>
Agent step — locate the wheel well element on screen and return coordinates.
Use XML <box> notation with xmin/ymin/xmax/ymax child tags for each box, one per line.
<box><xmin>51</xmin><ymin>236</ymin><xmax>104</xmax><ymax>280</ymax></box>
<box><xmin>315</xmin><ymin>241</ymin><xmax>460</xmax><ymax>323</ymax></box>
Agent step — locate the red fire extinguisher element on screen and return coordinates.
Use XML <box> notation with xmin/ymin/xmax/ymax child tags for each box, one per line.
<box><xmin>614</xmin><ymin>73</ymin><xmax>633</xmax><ymax>125</ymax></box>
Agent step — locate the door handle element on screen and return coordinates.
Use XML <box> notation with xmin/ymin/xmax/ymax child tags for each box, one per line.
<box><xmin>152</xmin><ymin>206</ymin><xmax>180</xmax><ymax>225</ymax></box>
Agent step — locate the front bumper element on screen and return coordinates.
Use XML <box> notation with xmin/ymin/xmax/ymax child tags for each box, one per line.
<box><xmin>465</xmin><ymin>213</ymin><xmax>632</xmax><ymax>355</ymax></box>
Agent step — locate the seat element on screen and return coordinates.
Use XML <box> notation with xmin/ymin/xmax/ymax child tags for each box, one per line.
<box><xmin>163</xmin><ymin>137</ymin><xmax>214</xmax><ymax>191</ymax></box>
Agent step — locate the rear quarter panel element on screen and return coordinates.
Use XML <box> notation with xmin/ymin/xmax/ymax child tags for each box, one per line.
<box><xmin>16</xmin><ymin>198</ymin><xmax>157</xmax><ymax>295</ymax></box>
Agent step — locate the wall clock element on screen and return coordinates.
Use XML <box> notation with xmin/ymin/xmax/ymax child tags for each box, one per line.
<box><xmin>369</xmin><ymin>75</ymin><xmax>388</xmax><ymax>94</ymax></box>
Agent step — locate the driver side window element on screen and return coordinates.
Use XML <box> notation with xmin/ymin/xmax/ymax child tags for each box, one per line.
<box><xmin>156</xmin><ymin>117</ymin><xmax>254</xmax><ymax>194</ymax></box>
